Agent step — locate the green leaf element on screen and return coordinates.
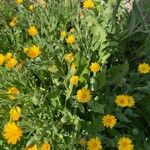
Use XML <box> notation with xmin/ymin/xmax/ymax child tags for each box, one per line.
<box><xmin>88</xmin><ymin>100</ymin><xmax>105</xmax><ymax>114</ymax></box>
<box><xmin>106</xmin><ymin>62</ymin><xmax>129</xmax><ymax>84</ymax></box>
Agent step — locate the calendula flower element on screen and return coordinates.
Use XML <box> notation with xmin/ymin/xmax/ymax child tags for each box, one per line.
<box><xmin>3</xmin><ymin>122</ymin><xmax>22</xmax><ymax>145</ymax></box>
<box><xmin>27</xmin><ymin>26</ymin><xmax>38</xmax><ymax>36</ymax></box>
<box><xmin>64</xmin><ymin>53</ymin><xmax>75</xmax><ymax>63</ymax></box>
<box><xmin>29</xmin><ymin>4</ymin><xmax>34</xmax><ymax>11</ymax></box>
<box><xmin>5</xmin><ymin>57</ymin><xmax>17</xmax><ymax>69</ymax></box>
<box><xmin>79</xmin><ymin>139</ymin><xmax>87</xmax><ymax>146</ymax></box>
<box><xmin>102</xmin><ymin>114</ymin><xmax>117</xmax><ymax>128</ymax></box>
<box><xmin>0</xmin><ymin>54</ymin><xmax>5</xmax><ymax>65</ymax></box>
<box><xmin>70</xmin><ymin>75</ymin><xmax>79</xmax><ymax>85</ymax></box>
<box><xmin>15</xmin><ymin>0</ymin><xmax>23</xmax><ymax>4</ymax></box>
<box><xmin>60</xmin><ymin>31</ymin><xmax>67</xmax><ymax>38</ymax></box>
<box><xmin>83</xmin><ymin>0</ymin><xmax>94</xmax><ymax>9</ymax></box>
<box><xmin>126</xmin><ymin>96</ymin><xmax>135</xmax><ymax>107</ymax></box>
<box><xmin>66</xmin><ymin>35</ymin><xmax>75</xmax><ymax>44</ymax></box>
<box><xmin>138</xmin><ymin>63</ymin><xmax>150</xmax><ymax>74</ymax></box>
<box><xmin>115</xmin><ymin>95</ymin><xmax>128</xmax><ymax>107</ymax></box>
<box><xmin>90</xmin><ymin>62</ymin><xmax>101</xmax><ymax>73</ymax></box>
<box><xmin>87</xmin><ymin>137</ymin><xmax>102</xmax><ymax>150</ymax></box>
<box><xmin>76</xmin><ymin>87</ymin><xmax>91</xmax><ymax>103</ymax></box>
<box><xmin>25</xmin><ymin>144</ymin><xmax>38</xmax><ymax>150</ymax></box>
<box><xmin>7</xmin><ymin>87</ymin><xmax>20</xmax><ymax>100</ymax></box>
<box><xmin>26</xmin><ymin>45</ymin><xmax>41</xmax><ymax>59</ymax></box>
<box><xmin>9</xmin><ymin>17</ymin><xmax>17</xmax><ymax>27</ymax></box>
<box><xmin>10</xmin><ymin>106</ymin><xmax>21</xmax><ymax>121</ymax></box>
<box><xmin>41</xmin><ymin>142</ymin><xmax>51</xmax><ymax>150</ymax></box>
<box><xmin>118</xmin><ymin>137</ymin><xmax>134</xmax><ymax>150</ymax></box>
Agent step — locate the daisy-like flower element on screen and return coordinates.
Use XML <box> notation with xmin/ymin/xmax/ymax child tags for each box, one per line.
<box><xmin>25</xmin><ymin>144</ymin><xmax>38</xmax><ymax>150</ymax></box>
<box><xmin>102</xmin><ymin>114</ymin><xmax>117</xmax><ymax>128</ymax></box>
<box><xmin>126</xmin><ymin>96</ymin><xmax>135</xmax><ymax>107</ymax></box>
<box><xmin>15</xmin><ymin>0</ymin><xmax>23</xmax><ymax>4</ymax></box>
<box><xmin>3</xmin><ymin>122</ymin><xmax>22</xmax><ymax>145</ymax></box>
<box><xmin>5</xmin><ymin>52</ymin><xmax>17</xmax><ymax>69</ymax></box>
<box><xmin>76</xmin><ymin>87</ymin><xmax>91</xmax><ymax>103</ymax></box>
<box><xmin>118</xmin><ymin>137</ymin><xmax>134</xmax><ymax>150</ymax></box>
<box><xmin>60</xmin><ymin>31</ymin><xmax>67</xmax><ymax>38</ymax></box>
<box><xmin>41</xmin><ymin>142</ymin><xmax>51</xmax><ymax>150</ymax></box>
<box><xmin>64</xmin><ymin>53</ymin><xmax>75</xmax><ymax>63</ymax></box>
<box><xmin>27</xmin><ymin>26</ymin><xmax>38</xmax><ymax>36</ymax></box>
<box><xmin>90</xmin><ymin>62</ymin><xmax>101</xmax><ymax>73</ymax></box>
<box><xmin>9</xmin><ymin>17</ymin><xmax>17</xmax><ymax>27</ymax></box>
<box><xmin>87</xmin><ymin>137</ymin><xmax>102</xmax><ymax>150</ymax></box>
<box><xmin>7</xmin><ymin>87</ymin><xmax>20</xmax><ymax>100</ymax></box>
<box><xmin>115</xmin><ymin>95</ymin><xmax>128</xmax><ymax>107</ymax></box>
<box><xmin>83</xmin><ymin>0</ymin><xmax>94</xmax><ymax>9</ymax></box>
<box><xmin>66</xmin><ymin>34</ymin><xmax>75</xmax><ymax>44</ymax></box>
<box><xmin>25</xmin><ymin>45</ymin><xmax>41</xmax><ymax>59</ymax></box>
<box><xmin>138</xmin><ymin>63</ymin><xmax>150</xmax><ymax>74</ymax></box>
<box><xmin>0</xmin><ymin>53</ymin><xmax>5</xmax><ymax>65</ymax></box>
<box><xmin>70</xmin><ymin>75</ymin><xmax>79</xmax><ymax>85</ymax></box>
<box><xmin>9</xmin><ymin>106</ymin><xmax>21</xmax><ymax>121</ymax></box>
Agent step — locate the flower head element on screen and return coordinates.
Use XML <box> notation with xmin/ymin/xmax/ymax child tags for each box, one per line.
<box><xmin>29</xmin><ymin>4</ymin><xmax>34</xmax><ymax>11</ymax></box>
<box><xmin>5</xmin><ymin>57</ymin><xmax>17</xmax><ymax>69</ymax></box>
<box><xmin>126</xmin><ymin>96</ymin><xmax>135</xmax><ymax>107</ymax></box>
<box><xmin>76</xmin><ymin>87</ymin><xmax>91</xmax><ymax>103</ymax></box>
<box><xmin>10</xmin><ymin>106</ymin><xmax>21</xmax><ymax>121</ymax></box>
<box><xmin>41</xmin><ymin>142</ymin><xmax>51</xmax><ymax>150</ymax></box>
<box><xmin>118</xmin><ymin>137</ymin><xmax>134</xmax><ymax>150</ymax></box>
<box><xmin>60</xmin><ymin>31</ymin><xmax>67</xmax><ymax>38</ymax></box>
<box><xmin>26</xmin><ymin>45</ymin><xmax>41</xmax><ymax>59</ymax></box>
<box><xmin>3</xmin><ymin>122</ymin><xmax>22</xmax><ymax>145</ymax></box>
<box><xmin>115</xmin><ymin>95</ymin><xmax>128</xmax><ymax>107</ymax></box>
<box><xmin>7</xmin><ymin>87</ymin><xmax>20</xmax><ymax>100</ymax></box>
<box><xmin>87</xmin><ymin>137</ymin><xmax>102</xmax><ymax>150</ymax></box>
<box><xmin>0</xmin><ymin>54</ymin><xmax>5</xmax><ymax>65</ymax></box>
<box><xmin>138</xmin><ymin>63</ymin><xmax>150</xmax><ymax>74</ymax></box>
<box><xmin>90</xmin><ymin>62</ymin><xmax>101</xmax><ymax>73</ymax></box>
<box><xmin>15</xmin><ymin>0</ymin><xmax>23</xmax><ymax>4</ymax></box>
<box><xmin>83</xmin><ymin>0</ymin><xmax>94</xmax><ymax>9</ymax></box>
<box><xmin>66</xmin><ymin>35</ymin><xmax>75</xmax><ymax>44</ymax></box>
<box><xmin>64</xmin><ymin>53</ymin><xmax>75</xmax><ymax>63</ymax></box>
<box><xmin>9</xmin><ymin>17</ymin><xmax>17</xmax><ymax>27</ymax></box>
<box><xmin>25</xmin><ymin>144</ymin><xmax>38</xmax><ymax>150</ymax></box>
<box><xmin>102</xmin><ymin>114</ymin><xmax>117</xmax><ymax>128</ymax></box>
<box><xmin>70</xmin><ymin>75</ymin><xmax>79</xmax><ymax>85</ymax></box>
<box><xmin>27</xmin><ymin>26</ymin><xmax>38</xmax><ymax>36</ymax></box>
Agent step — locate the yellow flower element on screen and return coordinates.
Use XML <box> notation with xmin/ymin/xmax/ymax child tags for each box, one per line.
<box><xmin>83</xmin><ymin>0</ymin><xmax>94</xmax><ymax>9</ymax></box>
<box><xmin>10</xmin><ymin>106</ymin><xmax>21</xmax><ymax>121</ymax></box>
<box><xmin>90</xmin><ymin>62</ymin><xmax>101</xmax><ymax>73</ymax></box>
<box><xmin>64</xmin><ymin>53</ymin><xmax>75</xmax><ymax>63</ymax></box>
<box><xmin>76</xmin><ymin>87</ymin><xmax>91</xmax><ymax>103</ymax></box>
<box><xmin>41</xmin><ymin>142</ymin><xmax>51</xmax><ymax>150</ymax></box>
<box><xmin>115</xmin><ymin>95</ymin><xmax>128</xmax><ymax>107</ymax></box>
<box><xmin>87</xmin><ymin>137</ymin><xmax>102</xmax><ymax>150</ymax></box>
<box><xmin>15</xmin><ymin>0</ymin><xmax>23</xmax><ymax>4</ymax></box>
<box><xmin>138</xmin><ymin>63</ymin><xmax>150</xmax><ymax>74</ymax></box>
<box><xmin>26</xmin><ymin>45</ymin><xmax>41</xmax><ymax>59</ymax></box>
<box><xmin>29</xmin><ymin>4</ymin><xmax>34</xmax><ymax>12</ymax></box>
<box><xmin>118</xmin><ymin>137</ymin><xmax>134</xmax><ymax>150</ymax></box>
<box><xmin>69</xmin><ymin>28</ymin><xmax>75</xmax><ymax>33</ymax></box>
<box><xmin>66</xmin><ymin>35</ymin><xmax>75</xmax><ymax>44</ymax></box>
<box><xmin>3</xmin><ymin>122</ymin><xmax>22</xmax><ymax>145</ymax></box>
<box><xmin>5</xmin><ymin>57</ymin><xmax>17</xmax><ymax>69</ymax></box>
<box><xmin>27</xmin><ymin>26</ymin><xmax>38</xmax><ymax>36</ymax></box>
<box><xmin>9</xmin><ymin>17</ymin><xmax>17</xmax><ymax>27</ymax></box>
<box><xmin>0</xmin><ymin>54</ymin><xmax>5</xmax><ymax>65</ymax></box>
<box><xmin>60</xmin><ymin>31</ymin><xmax>67</xmax><ymax>38</ymax></box>
<box><xmin>70</xmin><ymin>75</ymin><xmax>79</xmax><ymax>85</ymax></box>
<box><xmin>71</xmin><ymin>63</ymin><xmax>76</xmax><ymax>70</ymax></box>
<box><xmin>79</xmin><ymin>139</ymin><xmax>87</xmax><ymax>146</ymax></box>
<box><xmin>25</xmin><ymin>144</ymin><xmax>38</xmax><ymax>150</ymax></box>
<box><xmin>102</xmin><ymin>114</ymin><xmax>117</xmax><ymax>128</ymax></box>
<box><xmin>7</xmin><ymin>87</ymin><xmax>20</xmax><ymax>100</ymax></box>
<box><xmin>126</xmin><ymin>96</ymin><xmax>135</xmax><ymax>107</ymax></box>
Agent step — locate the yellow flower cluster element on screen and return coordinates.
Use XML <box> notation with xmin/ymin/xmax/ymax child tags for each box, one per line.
<box><xmin>24</xmin><ymin>45</ymin><xmax>41</xmax><ymax>59</ymax></box>
<box><xmin>25</xmin><ymin>142</ymin><xmax>50</xmax><ymax>150</ymax></box>
<box><xmin>138</xmin><ymin>63</ymin><xmax>150</xmax><ymax>74</ymax></box>
<box><xmin>115</xmin><ymin>95</ymin><xmax>135</xmax><ymax>108</ymax></box>
<box><xmin>0</xmin><ymin>52</ymin><xmax>17</xmax><ymax>69</ymax></box>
